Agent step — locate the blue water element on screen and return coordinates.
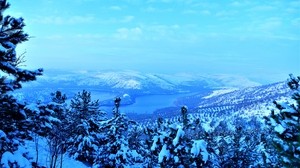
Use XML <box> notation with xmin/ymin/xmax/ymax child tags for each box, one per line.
<box><xmin>93</xmin><ymin>92</ymin><xmax>192</xmax><ymax>114</ymax></box>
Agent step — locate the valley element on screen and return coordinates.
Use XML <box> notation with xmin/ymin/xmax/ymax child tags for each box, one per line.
<box><xmin>14</xmin><ymin>70</ymin><xmax>292</xmax><ymax>122</ymax></box>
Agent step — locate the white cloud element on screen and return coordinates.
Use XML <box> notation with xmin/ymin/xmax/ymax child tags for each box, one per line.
<box><xmin>144</xmin><ymin>6</ymin><xmax>156</xmax><ymax>12</ymax></box>
<box><xmin>258</xmin><ymin>17</ymin><xmax>282</xmax><ymax>31</ymax></box>
<box><xmin>121</xmin><ymin>15</ymin><xmax>135</xmax><ymax>23</ymax></box>
<box><xmin>114</xmin><ymin>27</ymin><xmax>142</xmax><ymax>40</ymax></box>
<box><xmin>182</xmin><ymin>9</ymin><xmax>197</xmax><ymax>14</ymax></box>
<box><xmin>200</xmin><ymin>10</ymin><xmax>211</xmax><ymax>15</ymax></box>
<box><xmin>33</xmin><ymin>15</ymin><xmax>95</xmax><ymax>25</ymax></box>
<box><xmin>143</xmin><ymin>6</ymin><xmax>173</xmax><ymax>13</ymax></box>
<box><xmin>249</xmin><ymin>5</ymin><xmax>276</xmax><ymax>12</ymax></box>
<box><xmin>110</xmin><ymin>6</ymin><xmax>122</xmax><ymax>11</ymax></box>
<box><xmin>147</xmin><ymin>0</ymin><xmax>172</xmax><ymax>3</ymax></box>
<box><xmin>215</xmin><ymin>10</ymin><xmax>238</xmax><ymax>18</ymax></box>
<box><xmin>182</xmin><ymin>9</ymin><xmax>211</xmax><ymax>15</ymax></box>
<box><xmin>230</xmin><ymin>1</ymin><xmax>251</xmax><ymax>7</ymax></box>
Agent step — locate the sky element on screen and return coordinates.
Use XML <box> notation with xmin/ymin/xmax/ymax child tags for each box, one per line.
<box><xmin>7</xmin><ymin>0</ymin><xmax>300</xmax><ymax>83</ymax></box>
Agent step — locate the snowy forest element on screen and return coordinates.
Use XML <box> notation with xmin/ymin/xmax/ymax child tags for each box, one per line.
<box><xmin>1</xmin><ymin>1</ymin><xmax>300</xmax><ymax>168</ymax></box>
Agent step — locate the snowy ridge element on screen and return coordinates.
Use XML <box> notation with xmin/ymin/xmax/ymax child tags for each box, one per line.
<box><xmin>24</xmin><ymin>70</ymin><xmax>260</xmax><ymax>91</ymax></box>
<box><xmin>150</xmin><ymin>81</ymin><xmax>292</xmax><ymax>122</ymax></box>
<box><xmin>203</xmin><ymin>88</ymin><xmax>238</xmax><ymax>99</ymax></box>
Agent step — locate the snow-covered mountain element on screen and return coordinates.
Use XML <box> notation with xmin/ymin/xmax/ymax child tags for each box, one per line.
<box><xmin>22</xmin><ymin>69</ymin><xmax>260</xmax><ymax>92</ymax></box>
<box><xmin>14</xmin><ymin>69</ymin><xmax>262</xmax><ymax>105</ymax></box>
<box><xmin>145</xmin><ymin>81</ymin><xmax>292</xmax><ymax>121</ymax></box>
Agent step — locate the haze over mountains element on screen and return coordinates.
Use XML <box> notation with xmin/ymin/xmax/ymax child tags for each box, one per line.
<box><xmin>14</xmin><ymin>69</ymin><xmax>292</xmax><ymax>122</ymax></box>
<box><xmin>16</xmin><ymin>69</ymin><xmax>260</xmax><ymax>102</ymax></box>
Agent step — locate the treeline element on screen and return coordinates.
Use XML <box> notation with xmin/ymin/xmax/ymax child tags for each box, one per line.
<box><xmin>1</xmin><ymin>77</ymin><xmax>300</xmax><ymax>167</ymax></box>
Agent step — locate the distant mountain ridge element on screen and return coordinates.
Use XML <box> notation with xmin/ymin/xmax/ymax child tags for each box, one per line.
<box><xmin>148</xmin><ymin>81</ymin><xmax>292</xmax><ymax>121</ymax></box>
<box><xmin>14</xmin><ymin>69</ymin><xmax>293</xmax><ymax>123</ymax></box>
<box><xmin>23</xmin><ymin>69</ymin><xmax>261</xmax><ymax>92</ymax></box>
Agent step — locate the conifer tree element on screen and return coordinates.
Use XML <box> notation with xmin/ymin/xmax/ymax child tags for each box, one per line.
<box><xmin>47</xmin><ymin>91</ymin><xmax>68</xmax><ymax>168</ymax></box>
<box><xmin>94</xmin><ymin>97</ymin><xmax>142</xmax><ymax>167</ymax></box>
<box><xmin>265</xmin><ymin>74</ymin><xmax>300</xmax><ymax>167</ymax></box>
<box><xmin>68</xmin><ymin>90</ymin><xmax>106</xmax><ymax>163</ymax></box>
<box><xmin>0</xmin><ymin>0</ymin><xmax>42</xmax><ymax>166</ymax></box>
<box><xmin>147</xmin><ymin>107</ymin><xmax>209</xmax><ymax>167</ymax></box>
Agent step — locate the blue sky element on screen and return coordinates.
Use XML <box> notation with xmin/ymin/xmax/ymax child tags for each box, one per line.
<box><xmin>7</xmin><ymin>0</ymin><xmax>300</xmax><ymax>82</ymax></box>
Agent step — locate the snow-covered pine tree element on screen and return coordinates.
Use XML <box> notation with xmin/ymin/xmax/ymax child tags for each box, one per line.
<box><xmin>147</xmin><ymin>107</ymin><xmax>210</xmax><ymax>167</ymax></box>
<box><xmin>23</xmin><ymin>91</ymin><xmax>68</xmax><ymax>167</ymax></box>
<box><xmin>94</xmin><ymin>97</ymin><xmax>142</xmax><ymax>167</ymax></box>
<box><xmin>46</xmin><ymin>91</ymin><xmax>68</xmax><ymax>168</ymax></box>
<box><xmin>0</xmin><ymin>0</ymin><xmax>43</xmax><ymax>167</ymax></box>
<box><xmin>265</xmin><ymin>74</ymin><xmax>300</xmax><ymax>167</ymax></box>
<box><xmin>68</xmin><ymin>90</ymin><xmax>106</xmax><ymax>164</ymax></box>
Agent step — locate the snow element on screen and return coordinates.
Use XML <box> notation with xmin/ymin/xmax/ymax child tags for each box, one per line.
<box><xmin>1</xmin><ymin>147</ymin><xmax>31</xmax><ymax>168</ymax></box>
<box><xmin>202</xmin><ymin>121</ymin><xmax>213</xmax><ymax>133</ymax></box>
<box><xmin>24</xmin><ymin>103</ymin><xmax>40</xmax><ymax>113</ymax></box>
<box><xmin>203</xmin><ymin>88</ymin><xmax>237</xmax><ymax>99</ymax></box>
<box><xmin>47</xmin><ymin>116</ymin><xmax>61</xmax><ymax>123</ymax></box>
<box><xmin>151</xmin><ymin>136</ymin><xmax>159</xmax><ymax>151</ymax></box>
<box><xmin>25</xmin><ymin>137</ymin><xmax>88</xmax><ymax>168</ymax></box>
<box><xmin>1</xmin><ymin>151</ymin><xmax>15</xmax><ymax>168</ymax></box>
<box><xmin>0</xmin><ymin>43</ymin><xmax>7</xmax><ymax>52</ymax></box>
<box><xmin>158</xmin><ymin>144</ymin><xmax>170</xmax><ymax>163</ymax></box>
<box><xmin>123</xmin><ymin>93</ymin><xmax>130</xmax><ymax>98</ymax></box>
<box><xmin>173</xmin><ymin>126</ymin><xmax>185</xmax><ymax>146</ymax></box>
<box><xmin>113</xmin><ymin>79</ymin><xmax>141</xmax><ymax>89</ymax></box>
<box><xmin>191</xmin><ymin>140</ymin><xmax>209</xmax><ymax>163</ymax></box>
<box><xmin>0</xmin><ymin>130</ymin><xmax>6</xmax><ymax>138</ymax></box>
<box><xmin>174</xmin><ymin>156</ymin><xmax>179</xmax><ymax>163</ymax></box>
<box><xmin>274</xmin><ymin>124</ymin><xmax>285</xmax><ymax>134</ymax></box>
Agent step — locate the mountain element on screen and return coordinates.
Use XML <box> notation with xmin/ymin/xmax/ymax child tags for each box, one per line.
<box><xmin>13</xmin><ymin>69</ymin><xmax>262</xmax><ymax>107</ymax></box>
<box><xmin>145</xmin><ymin>81</ymin><xmax>292</xmax><ymax>122</ymax></box>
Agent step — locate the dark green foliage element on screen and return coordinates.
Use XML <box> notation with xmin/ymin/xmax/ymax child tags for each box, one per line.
<box><xmin>181</xmin><ymin>106</ymin><xmax>188</xmax><ymax>128</ymax></box>
<box><xmin>0</xmin><ymin>0</ymin><xmax>42</xmax><ymax>166</ymax></box>
<box><xmin>68</xmin><ymin>90</ymin><xmax>106</xmax><ymax>163</ymax></box>
<box><xmin>70</xmin><ymin>90</ymin><xmax>104</xmax><ymax>122</ymax></box>
<box><xmin>265</xmin><ymin>74</ymin><xmax>300</xmax><ymax>167</ymax></box>
<box><xmin>94</xmin><ymin>97</ymin><xmax>142</xmax><ymax>167</ymax></box>
<box><xmin>145</xmin><ymin>108</ymin><xmax>210</xmax><ymax>167</ymax></box>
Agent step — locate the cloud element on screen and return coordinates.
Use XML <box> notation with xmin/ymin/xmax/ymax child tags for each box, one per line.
<box><xmin>249</xmin><ymin>5</ymin><xmax>276</xmax><ymax>12</ymax></box>
<box><xmin>33</xmin><ymin>15</ymin><xmax>95</xmax><ymax>25</ymax></box>
<box><xmin>258</xmin><ymin>17</ymin><xmax>282</xmax><ymax>32</ymax></box>
<box><xmin>114</xmin><ymin>27</ymin><xmax>143</xmax><ymax>40</ymax></box>
<box><xmin>143</xmin><ymin>6</ymin><xmax>173</xmax><ymax>13</ymax></box>
<box><xmin>182</xmin><ymin>9</ymin><xmax>197</xmax><ymax>14</ymax></box>
<box><xmin>183</xmin><ymin>9</ymin><xmax>211</xmax><ymax>15</ymax></box>
<box><xmin>110</xmin><ymin>6</ymin><xmax>122</xmax><ymax>11</ymax></box>
<box><xmin>215</xmin><ymin>10</ymin><xmax>238</xmax><ymax>18</ymax></box>
<box><xmin>121</xmin><ymin>15</ymin><xmax>135</xmax><ymax>23</ymax></box>
<box><xmin>147</xmin><ymin>0</ymin><xmax>173</xmax><ymax>3</ymax></box>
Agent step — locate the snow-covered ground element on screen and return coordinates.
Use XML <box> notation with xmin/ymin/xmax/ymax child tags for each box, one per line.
<box><xmin>203</xmin><ymin>88</ymin><xmax>237</xmax><ymax>99</ymax></box>
<box><xmin>25</xmin><ymin>137</ymin><xmax>89</xmax><ymax>168</ymax></box>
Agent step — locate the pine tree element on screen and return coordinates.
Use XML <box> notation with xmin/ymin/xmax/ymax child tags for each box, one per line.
<box><xmin>0</xmin><ymin>0</ymin><xmax>43</xmax><ymax>166</ymax></box>
<box><xmin>94</xmin><ymin>97</ymin><xmax>141</xmax><ymax>167</ymax></box>
<box><xmin>46</xmin><ymin>91</ymin><xmax>68</xmax><ymax>168</ymax></box>
<box><xmin>265</xmin><ymin>74</ymin><xmax>300</xmax><ymax>167</ymax></box>
<box><xmin>147</xmin><ymin>107</ymin><xmax>210</xmax><ymax>167</ymax></box>
<box><xmin>68</xmin><ymin>90</ymin><xmax>106</xmax><ymax>164</ymax></box>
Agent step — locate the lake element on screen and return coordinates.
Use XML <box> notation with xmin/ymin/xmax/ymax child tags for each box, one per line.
<box><xmin>93</xmin><ymin>92</ymin><xmax>194</xmax><ymax>114</ymax></box>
